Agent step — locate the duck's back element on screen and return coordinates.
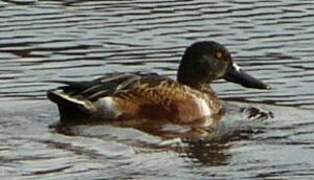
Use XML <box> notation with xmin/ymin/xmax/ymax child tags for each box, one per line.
<box><xmin>47</xmin><ymin>72</ymin><xmax>221</xmax><ymax>124</ymax></box>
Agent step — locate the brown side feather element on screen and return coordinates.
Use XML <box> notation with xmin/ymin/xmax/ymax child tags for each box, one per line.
<box><xmin>112</xmin><ymin>80</ymin><xmax>222</xmax><ymax>123</ymax></box>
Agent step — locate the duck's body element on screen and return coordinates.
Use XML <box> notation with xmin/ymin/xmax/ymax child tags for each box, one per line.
<box><xmin>48</xmin><ymin>41</ymin><xmax>269</xmax><ymax>128</ymax></box>
<box><xmin>48</xmin><ymin>72</ymin><xmax>221</xmax><ymax>126</ymax></box>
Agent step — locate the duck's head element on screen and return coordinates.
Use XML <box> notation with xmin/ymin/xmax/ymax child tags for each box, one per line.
<box><xmin>177</xmin><ymin>41</ymin><xmax>270</xmax><ymax>89</ymax></box>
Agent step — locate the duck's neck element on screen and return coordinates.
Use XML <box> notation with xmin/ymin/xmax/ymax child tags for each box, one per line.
<box><xmin>177</xmin><ymin>63</ymin><xmax>210</xmax><ymax>90</ymax></box>
<box><xmin>177</xmin><ymin>77</ymin><xmax>213</xmax><ymax>93</ymax></box>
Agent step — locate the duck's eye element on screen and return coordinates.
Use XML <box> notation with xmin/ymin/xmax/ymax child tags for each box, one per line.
<box><xmin>215</xmin><ymin>51</ymin><xmax>223</xmax><ymax>59</ymax></box>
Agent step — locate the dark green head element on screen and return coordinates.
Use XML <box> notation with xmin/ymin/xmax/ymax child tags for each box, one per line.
<box><xmin>177</xmin><ymin>41</ymin><xmax>269</xmax><ymax>89</ymax></box>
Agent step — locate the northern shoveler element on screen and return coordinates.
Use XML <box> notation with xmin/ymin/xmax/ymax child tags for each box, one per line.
<box><xmin>47</xmin><ymin>41</ymin><xmax>269</xmax><ymax>128</ymax></box>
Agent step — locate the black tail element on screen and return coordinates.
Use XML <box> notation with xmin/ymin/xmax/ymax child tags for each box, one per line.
<box><xmin>47</xmin><ymin>90</ymin><xmax>92</xmax><ymax>123</ymax></box>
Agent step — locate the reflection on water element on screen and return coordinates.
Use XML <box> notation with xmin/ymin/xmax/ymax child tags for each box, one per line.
<box><xmin>1</xmin><ymin>0</ymin><xmax>314</xmax><ymax>179</ymax></box>
<box><xmin>2</xmin><ymin>100</ymin><xmax>314</xmax><ymax>179</ymax></box>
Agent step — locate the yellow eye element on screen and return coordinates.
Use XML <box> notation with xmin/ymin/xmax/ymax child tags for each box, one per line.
<box><xmin>216</xmin><ymin>51</ymin><xmax>223</xmax><ymax>59</ymax></box>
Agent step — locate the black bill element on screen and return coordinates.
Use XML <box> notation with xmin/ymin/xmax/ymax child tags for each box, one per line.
<box><xmin>224</xmin><ymin>63</ymin><xmax>270</xmax><ymax>90</ymax></box>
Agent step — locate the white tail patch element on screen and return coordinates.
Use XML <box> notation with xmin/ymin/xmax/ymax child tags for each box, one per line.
<box><xmin>95</xmin><ymin>97</ymin><xmax>121</xmax><ymax>119</ymax></box>
<box><xmin>56</xmin><ymin>91</ymin><xmax>87</xmax><ymax>106</ymax></box>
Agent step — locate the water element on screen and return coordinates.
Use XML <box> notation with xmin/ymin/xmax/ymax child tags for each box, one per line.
<box><xmin>1</xmin><ymin>0</ymin><xmax>314</xmax><ymax>179</ymax></box>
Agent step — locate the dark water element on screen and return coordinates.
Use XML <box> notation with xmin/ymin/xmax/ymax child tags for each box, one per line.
<box><xmin>1</xmin><ymin>0</ymin><xmax>314</xmax><ymax>179</ymax></box>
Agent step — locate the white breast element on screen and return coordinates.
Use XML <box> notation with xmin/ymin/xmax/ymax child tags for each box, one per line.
<box><xmin>194</xmin><ymin>98</ymin><xmax>212</xmax><ymax>117</ymax></box>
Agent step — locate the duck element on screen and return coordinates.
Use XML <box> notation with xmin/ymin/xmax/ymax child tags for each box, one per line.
<box><xmin>47</xmin><ymin>41</ymin><xmax>269</xmax><ymax>128</ymax></box>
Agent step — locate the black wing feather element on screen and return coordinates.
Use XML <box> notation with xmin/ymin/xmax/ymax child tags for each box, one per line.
<box><xmin>50</xmin><ymin>72</ymin><xmax>172</xmax><ymax>101</ymax></box>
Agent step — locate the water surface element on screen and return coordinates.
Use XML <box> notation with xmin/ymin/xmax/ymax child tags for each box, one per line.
<box><xmin>1</xmin><ymin>0</ymin><xmax>314</xmax><ymax>179</ymax></box>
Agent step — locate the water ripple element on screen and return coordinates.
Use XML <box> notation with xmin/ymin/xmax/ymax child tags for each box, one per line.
<box><xmin>1</xmin><ymin>0</ymin><xmax>314</xmax><ymax>179</ymax></box>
